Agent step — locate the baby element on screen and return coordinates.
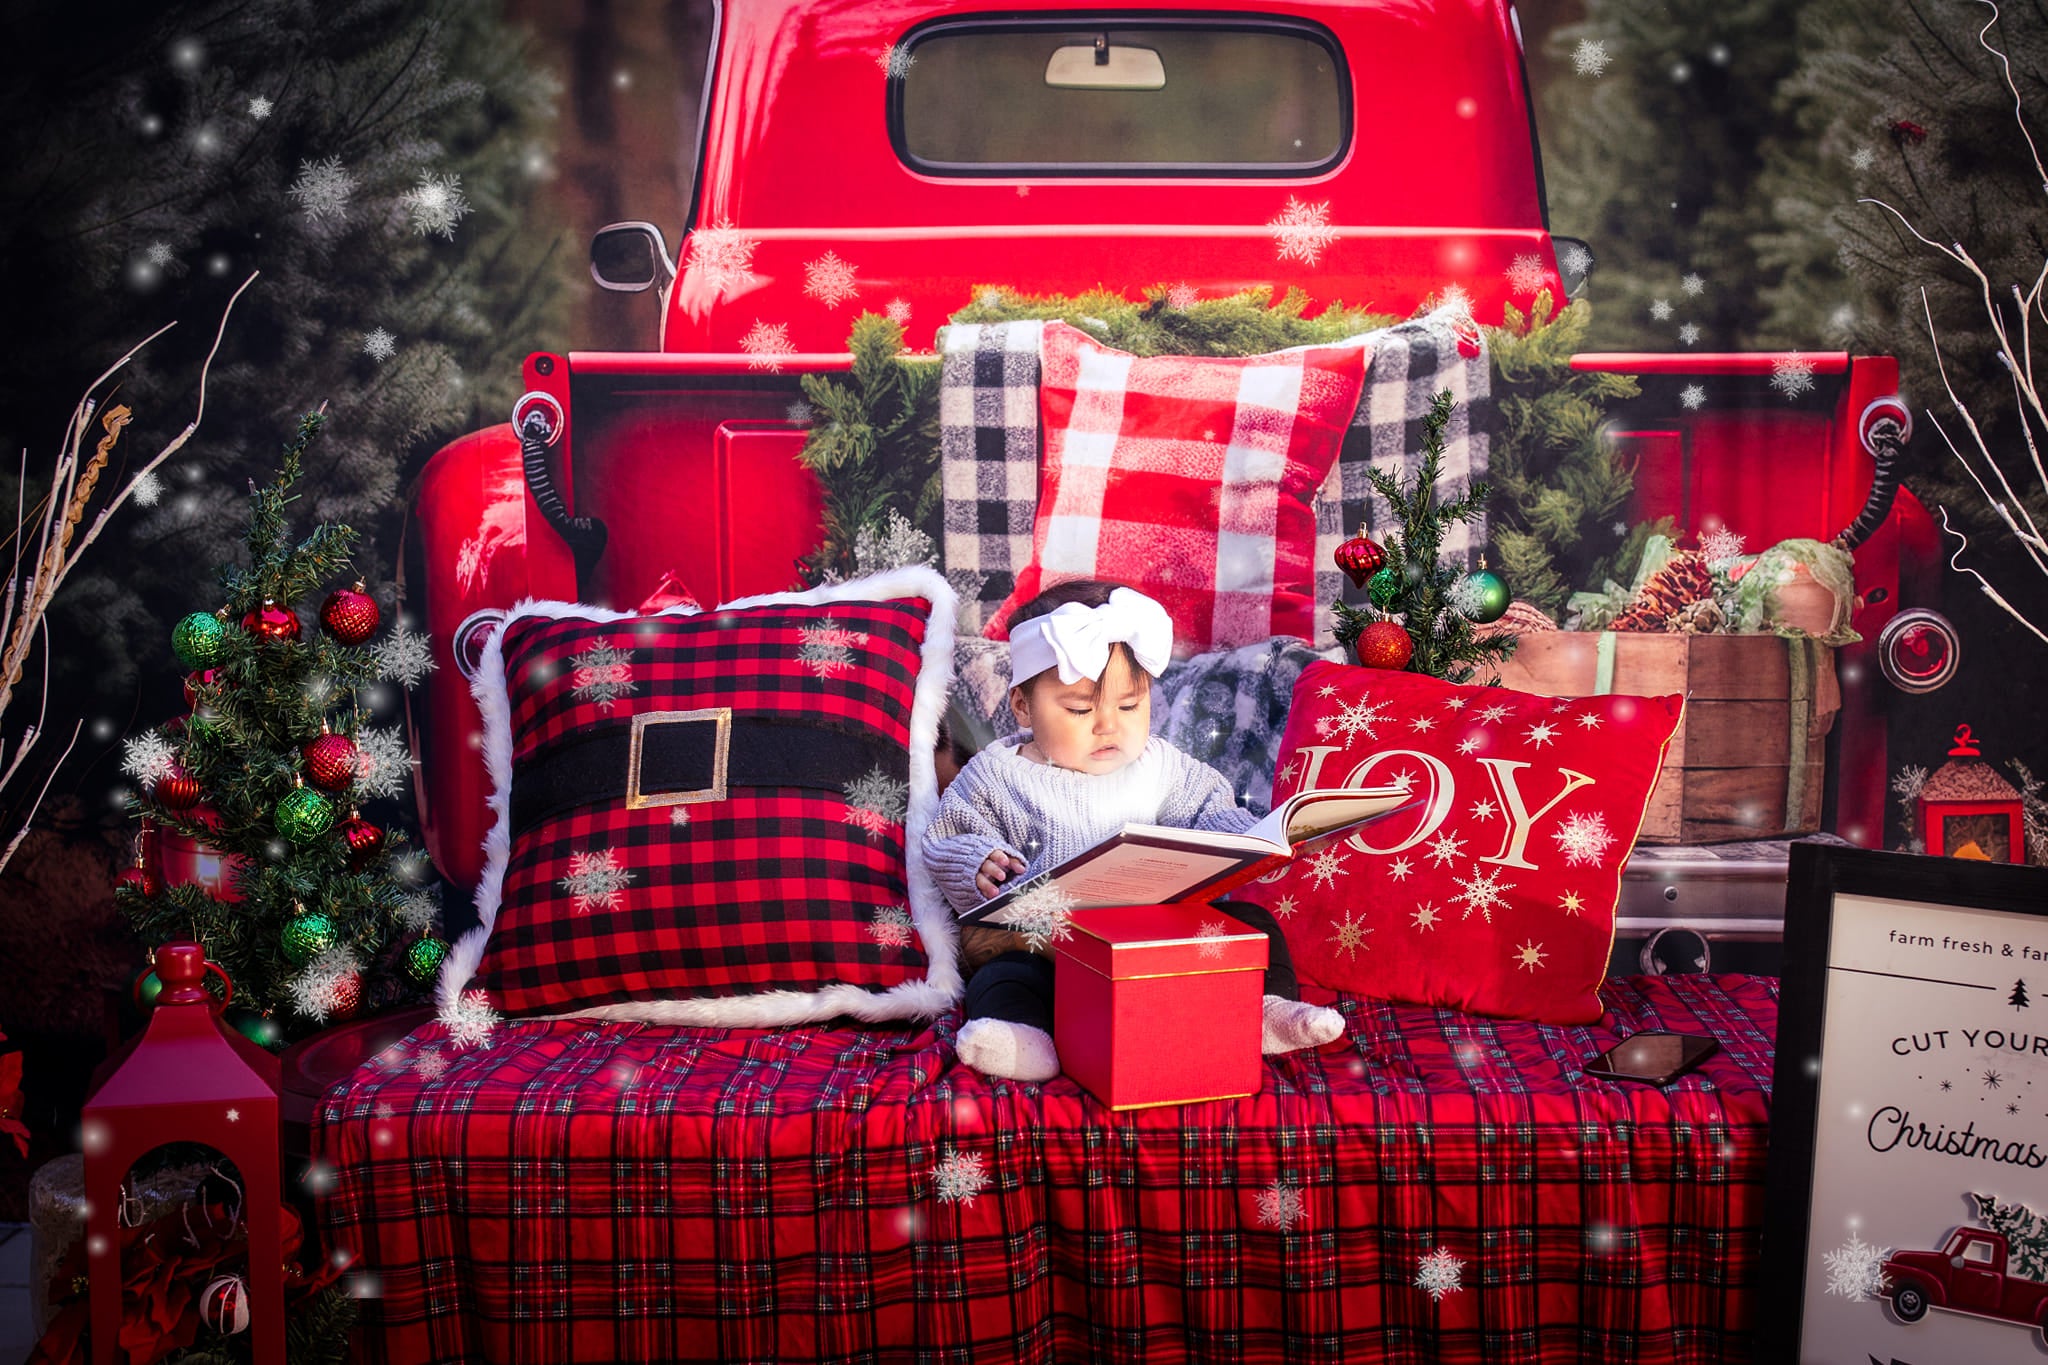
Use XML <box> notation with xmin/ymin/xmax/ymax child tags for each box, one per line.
<box><xmin>924</xmin><ymin>580</ymin><xmax>1346</xmax><ymax>1081</ymax></box>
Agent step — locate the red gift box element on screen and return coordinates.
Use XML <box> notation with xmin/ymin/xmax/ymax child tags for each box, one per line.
<box><xmin>1053</xmin><ymin>905</ymin><xmax>1268</xmax><ymax>1110</ymax></box>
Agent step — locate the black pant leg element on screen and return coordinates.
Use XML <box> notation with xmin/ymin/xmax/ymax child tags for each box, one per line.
<box><xmin>962</xmin><ymin>950</ymin><xmax>1057</xmax><ymax>1031</ymax></box>
<box><xmin>1212</xmin><ymin>900</ymin><xmax>1298</xmax><ymax>1001</ymax></box>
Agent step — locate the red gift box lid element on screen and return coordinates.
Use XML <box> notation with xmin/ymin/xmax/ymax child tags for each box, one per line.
<box><xmin>1058</xmin><ymin>905</ymin><xmax>1269</xmax><ymax>979</ymax></box>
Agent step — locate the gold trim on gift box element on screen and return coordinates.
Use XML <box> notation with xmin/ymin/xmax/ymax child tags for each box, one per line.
<box><xmin>625</xmin><ymin>707</ymin><xmax>732</xmax><ymax>809</ymax></box>
<box><xmin>1104</xmin><ymin>1088</ymin><xmax>1260</xmax><ymax>1112</ymax></box>
<box><xmin>1059</xmin><ymin>961</ymin><xmax>1265</xmax><ymax>982</ymax></box>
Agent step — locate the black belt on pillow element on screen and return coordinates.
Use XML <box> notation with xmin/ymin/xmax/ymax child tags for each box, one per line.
<box><xmin>510</xmin><ymin>709</ymin><xmax>908</xmax><ymax>836</ymax></box>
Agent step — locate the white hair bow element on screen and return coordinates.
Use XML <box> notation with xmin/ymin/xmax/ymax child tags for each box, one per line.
<box><xmin>1007</xmin><ymin>587</ymin><xmax>1174</xmax><ymax>690</ymax></box>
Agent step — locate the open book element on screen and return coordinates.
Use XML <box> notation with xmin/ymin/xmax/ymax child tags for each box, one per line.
<box><xmin>958</xmin><ymin>786</ymin><xmax>1415</xmax><ymax>923</ymax></box>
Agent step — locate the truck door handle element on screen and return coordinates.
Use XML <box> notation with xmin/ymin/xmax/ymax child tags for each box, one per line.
<box><xmin>515</xmin><ymin>396</ymin><xmax>608</xmax><ymax>583</ymax></box>
<box><xmin>1836</xmin><ymin>396</ymin><xmax>1911</xmax><ymax>550</ymax></box>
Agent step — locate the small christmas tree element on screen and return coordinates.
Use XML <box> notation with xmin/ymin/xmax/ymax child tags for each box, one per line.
<box><xmin>116</xmin><ymin>411</ymin><xmax>442</xmax><ymax>1043</ymax></box>
<box><xmin>1331</xmin><ymin>390</ymin><xmax>1518</xmax><ymax>683</ymax></box>
<box><xmin>1972</xmin><ymin>1193</ymin><xmax>2048</xmax><ymax>1283</ymax></box>
<box><xmin>2012</xmin><ymin>979</ymin><xmax>2032</xmax><ymax>1011</ymax></box>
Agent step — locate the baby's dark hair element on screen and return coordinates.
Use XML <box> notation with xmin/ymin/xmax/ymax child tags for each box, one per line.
<box><xmin>1009</xmin><ymin>579</ymin><xmax>1151</xmax><ymax>693</ymax></box>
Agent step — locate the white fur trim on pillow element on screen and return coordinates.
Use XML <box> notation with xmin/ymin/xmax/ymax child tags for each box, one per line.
<box><xmin>438</xmin><ymin>566</ymin><xmax>960</xmax><ymax>1030</ymax></box>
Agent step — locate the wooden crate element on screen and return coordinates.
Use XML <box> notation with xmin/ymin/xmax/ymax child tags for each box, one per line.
<box><xmin>1490</xmin><ymin>632</ymin><xmax>1840</xmax><ymax>844</ymax></box>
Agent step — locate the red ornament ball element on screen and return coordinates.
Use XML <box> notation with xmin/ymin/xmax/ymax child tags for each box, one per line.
<box><xmin>1452</xmin><ymin>316</ymin><xmax>1484</xmax><ymax>359</ymax></box>
<box><xmin>242</xmin><ymin>599</ymin><xmax>301</xmax><ymax>642</ymax></box>
<box><xmin>327</xmin><ymin>971</ymin><xmax>363</xmax><ymax>1021</ymax></box>
<box><xmin>154</xmin><ymin>764</ymin><xmax>202</xmax><ymax>811</ymax></box>
<box><xmin>1354</xmin><ymin>620</ymin><xmax>1414</xmax><ymax>671</ymax></box>
<box><xmin>199</xmin><ymin>1274</ymin><xmax>250</xmax><ymax>1335</ymax></box>
<box><xmin>302</xmin><ymin>732</ymin><xmax>360</xmax><ymax>792</ymax></box>
<box><xmin>321</xmin><ymin>580</ymin><xmax>380</xmax><ymax>646</ymax></box>
<box><xmin>1333</xmin><ymin>530</ymin><xmax>1387</xmax><ymax>590</ymax></box>
<box><xmin>339</xmin><ymin>815</ymin><xmax>385</xmax><ymax>868</ymax></box>
<box><xmin>115</xmin><ymin>864</ymin><xmax>161</xmax><ymax>898</ymax></box>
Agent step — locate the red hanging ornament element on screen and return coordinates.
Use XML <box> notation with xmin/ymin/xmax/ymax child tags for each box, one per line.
<box><xmin>1451</xmin><ymin>315</ymin><xmax>1483</xmax><ymax>359</ymax></box>
<box><xmin>115</xmin><ymin>860</ymin><xmax>161</xmax><ymax>898</ymax></box>
<box><xmin>1354</xmin><ymin>620</ymin><xmax>1414</xmax><ymax>670</ymax></box>
<box><xmin>302</xmin><ymin>731</ymin><xmax>360</xmax><ymax>793</ymax></box>
<box><xmin>327</xmin><ymin>970</ymin><xmax>363</xmax><ymax>1021</ymax></box>
<box><xmin>320</xmin><ymin>579</ymin><xmax>380</xmax><ymax>646</ymax></box>
<box><xmin>242</xmin><ymin>598</ymin><xmax>301</xmax><ymax>641</ymax></box>
<box><xmin>154</xmin><ymin>764</ymin><xmax>202</xmax><ymax>811</ymax></box>
<box><xmin>1333</xmin><ymin>528</ymin><xmax>1387</xmax><ymax>590</ymax></box>
<box><xmin>339</xmin><ymin>812</ymin><xmax>385</xmax><ymax>869</ymax></box>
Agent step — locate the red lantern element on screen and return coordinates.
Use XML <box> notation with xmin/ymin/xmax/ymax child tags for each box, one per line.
<box><xmin>242</xmin><ymin>598</ymin><xmax>301</xmax><ymax>642</ymax></box>
<box><xmin>1916</xmin><ymin>724</ymin><xmax>2027</xmax><ymax>864</ymax></box>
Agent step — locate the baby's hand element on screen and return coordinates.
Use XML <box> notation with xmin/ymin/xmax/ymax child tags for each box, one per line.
<box><xmin>975</xmin><ymin>849</ymin><xmax>1028</xmax><ymax>900</ymax></box>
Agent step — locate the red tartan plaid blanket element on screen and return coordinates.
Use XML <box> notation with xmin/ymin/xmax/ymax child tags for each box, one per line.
<box><xmin>318</xmin><ymin>973</ymin><xmax>1776</xmax><ymax>1365</ymax></box>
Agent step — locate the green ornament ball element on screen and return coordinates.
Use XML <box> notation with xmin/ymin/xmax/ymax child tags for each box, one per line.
<box><xmin>225</xmin><ymin>1008</ymin><xmax>284</xmax><ymax>1050</ymax></box>
<box><xmin>1366</xmin><ymin>566</ymin><xmax>1402</xmax><ymax>609</ymax></box>
<box><xmin>404</xmin><ymin>936</ymin><xmax>450</xmax><ymax>984</ymax></box>
<box><xmin>280</xmin><ymin>910</ymin><xmax>338</xmax><ymax>966</ymax></box>
<box><xmin>1452</xmin><ymin>568</ymin><xmax>1512</xmax><ymax>624</ymax></box>
<box><xmin>172</xmin><ymin>612</ymin><xmax>230</xmax><ymax>669</ymax></box>
<box><xmin>134</xmin><ymin>970</ymin><xmax>163</xmax><ymax>1011</ymax></box>
<box><xmin>275</xmin><ymin>786</ymin><xmax>336</xmax><ymax>844</ymax></box>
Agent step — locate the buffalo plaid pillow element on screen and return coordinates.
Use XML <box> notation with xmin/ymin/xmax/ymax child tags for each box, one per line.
<box><xmin>1250</xmin><ymin>662</ymin><xmax>1682</xmax><ymax>1024</ymax></box>
<box><xmin>439</xmin><ymin>567</ymin><xmax>961</xmax><ymax>1026</ymax></box>
<box><xmin>984</xmin><ymin>322</ymin><xmax>1372</xmax><ymax>652</ymax></box>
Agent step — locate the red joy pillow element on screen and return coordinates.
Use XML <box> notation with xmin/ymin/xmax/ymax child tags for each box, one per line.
<box><xmin>440</xmin><ymin>567</ymin><xmax>961</xmax><ymax>1027</ymax></box>
<box><xmin>984</xmin><ymin>322</ymin><xmax>1371</xmax><ymax>653</ymax></box>
<box><xmin>1249</xmin><ymin>661</ymin><xmax>1682</xmax><ymax>1024</ymax></box>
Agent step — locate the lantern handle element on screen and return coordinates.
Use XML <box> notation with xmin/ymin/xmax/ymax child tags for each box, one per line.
<box><xmin>203</xmin><ymin>962</ymin><xmax>234</xmax><ymax>1011</ymax></box>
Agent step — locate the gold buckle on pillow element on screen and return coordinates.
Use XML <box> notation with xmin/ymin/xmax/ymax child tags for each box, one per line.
<box><xmin>625</xmin><ymin>707</ymin><xmax>732</xmax><ymax>808</ymax></box>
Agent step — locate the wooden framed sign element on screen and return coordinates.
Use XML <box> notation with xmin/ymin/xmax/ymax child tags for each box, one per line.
<box><xmin>1762</xmin><ymin>843</ymin><xmax>2048</xmax><ymax>1363</ymax></box>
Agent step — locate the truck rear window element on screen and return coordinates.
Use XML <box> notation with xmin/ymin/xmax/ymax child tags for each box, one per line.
<box><xmin>893</xmin><ymin>19</ymin><xmax>1348</xmax><ymax>176</ymax></box>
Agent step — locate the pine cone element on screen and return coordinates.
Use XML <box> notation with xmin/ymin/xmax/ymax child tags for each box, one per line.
<box><xmin>1611</xmin><ymin>552</ymin><xmax>1716</xmax><ymax>632</ymax></box>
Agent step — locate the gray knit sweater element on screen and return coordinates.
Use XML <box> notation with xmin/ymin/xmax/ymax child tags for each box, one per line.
<box><xmin>923</xmin><ymin>734</ymin><xmax>1260</xmax><ymax>916</ymax></box>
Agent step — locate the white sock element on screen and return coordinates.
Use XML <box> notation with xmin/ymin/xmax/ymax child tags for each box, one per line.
<box><xmin>1261</xmin><ymin>995</ymin><xmax>1346</xmax><ymax>1055</ymax></box>
<box><xmin>955</xmin><ymin>1017</ymin><xmax>1062</xmax><ymax>1082</ymax></box>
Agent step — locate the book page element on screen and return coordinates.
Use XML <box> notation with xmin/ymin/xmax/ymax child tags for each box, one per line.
<box><xmin>1047</xmin><ymin>842</ymin><xmax>1252</xmax><ymax>907</ymax></box>
<box><xmin>1276</xmin><ymin>788</ymin><xmax>1412</xmax><ymax>844</ymax></box>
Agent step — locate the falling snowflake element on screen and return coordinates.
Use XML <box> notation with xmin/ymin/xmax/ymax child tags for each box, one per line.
<box><xmin>1453</xmin><ymin>865</ymin><xmax>1515</xmax><ymax>923</ymax></box>
<box><xmin>875</xmin><ymin>44</ymin><xmax>917</xmax><ymax>79</ymax></box>
<box><xmin>870</xmin><ymin>904</ymin><xmax>915</xmax><ymax>949</ymax></box>
<box><xmin>570</xmin><ymin>643</ymin><xmax>637</xmax><ymax>714</ymax></box>
<box><xmin>131</xmin><ymin>470</ymin><xmax>164</xmax><ymax>507</ymax></box>
<box><xmin>1304</xmin><ymin>847</ymin><xmax>1351</xmax><ymax>890</ymax></box>
<box><xmin>1678</xmin><ymin>322</ymin><xmax>1702</xmax><ymax>346</ymax></box>
<box><xmin>287</xmin><ymin>155</ymin><xmax>357</xmax><ymax>223</ymax></box>
<box><xmin>851</xmin><ymin>509</ymin><xmax>937</xmax><ymax>574</ymax></box>
<box><xmin>797</xmin><ymin>616</ymin><xmax>870</xmax><ymax>678</ymax></box>
<box><xmin>1164</xmin><ymin>282</ymin><xmax>1201</xmax><ymax>310</ymax></box>
<box><xmin>1558</xmin><ymin>242</ymin><xmax>1592</xmax><ymax>279</ymax></box>
<box><xmin>413</xmin><ymin>1049</ymin><xmax>450</xmax><ymax>1080</ymax></box>
<box><xmin>1890</xmin><ymin>765</ymin><xmax>1930</xmax><ymax>801</ymax></box>
<box><xmin>1680</xmin><ymin>272</ymin><xmax>1705</xmax><ymax>297</ymax></box>
<box><xmin>1256</xmin><ymin>1181</ymin><xmax>1307</xmax><ymax>1230</ymax></box>
<box><xmin>401</xmin><ymin>171</ymin><xmax>471</xmax><ymax>239</ymax></box>
<box><xmin>288</xmin><ymin>946</ymin><xmax>364</xmax><ymax>1023</ymax></box>
<box><xmin>785</xmin><ymin>399</ymin><xmax>815</xmax><ymax>426</ymax></box>
<box><xmin>1649</xmin><ymin>298</ymin><xmax>1674</xmax><ymax>321</ymax></box>
<box><xmin>739</xmin><ymin>320</ymin><xmax>796</xmax><ymax>373</ymax></box>
<box><xmin>1680</xmin><ymin>384</ymin><xmax>1706</xmax><ymax>410</ymax></box>
<box><xmin>247</xmin><ymin>95</ymin><xmax>273</xmax><ymax>120</ymax></box>
<box><xmin>362</xmin><ymin>327</ymin><xmax>397</xmax><ymax>361</ymax></box>
<box><xmin>844</xmin><ymin>766</ymin><xmax>910</xmax><ymax>839</ymax></box>
<box><xmin>121</xmin><ymin>730</ymin><xmax>179</xmax><ymax>786</ymax></box>
<box><xmin>685</xmin><ymin>219</ymin><xmax>760</xmax><ymax>299</ymax></box>
<box><xmin>144</xmin><ymin>241</ymin><xmax>175</xmax><ymax>269</ymax></box>
<box><xmin>1512</xmin><ymin>940</ymin><xmax>1549</xmax><ymax>972</ymax></box>
<box><xmin>1327</xmin><ymin>906</ymin><xmax>1371</xmax><ymax>960</ymax></box>
<box><xmin>1697</xmin><ymin>527</ymin><xmax>1747</xmax><ymax>563</ymax></box>
<box><xmin>1572</xmin><ymin>39</ymin><xmax>1612</xmax><ymax>77</ymax></box>
<box><xmin>1416</xmin><ymin>1247</ymin><xmax>1466</xmax><ymax>1301</ymax></box>
<box><xmin>1196</xmin><ymin>919</ymin><xmax>1230</xmax><ymax>959</ymax></box>
<box><xmin>1849</xmin><ymin>146</ymin><xmax>1875</xmax><ymax>172</ymax></box>
<box><xmin>394</xmin><ymin>890</ymin><xmax>440</xmax><ymax>932</ymax></box>
<box><xmin>669</xmin><ymin>806</ymin><xmax>692</xmax><ymax>828</ymax></box>
<box><xmin>1332</xmin><ymin>696</ymin><xmax>1390</xmax><ymax>742</ymax></box>
<box><xmin>1771</xmin><ymin>351</ymin><xmax>1817</xmax><ymax>399</ymax></box>
<box><xmin>1268</xmin><ymin>196</ymin><xmax>1340</xmax><ymax>266</ymax></box>
<box><xmin>1427</xmin><ymin>831</ymin><xmax>1467</xmax><ymax>866</ymax></box>
<box><xmin>441</xmin><ymin>989</ymin><xmax>500</xmax><ymax>1051</ymax></box>
<box><xmin>1503</xmin><ymin>254</ymin><xmax>1550</xmax><ymax>295</ymax></box>
<box><xmin>1822</xmin><ymin>1233</ymin><xmax>1891</xmax><ymax>1300</ymax></box>
<box><xmin>560</xmin><ymin>847</ymin><xmax>635</xmax><ymax>915</ymax></box>
<box><xmin>991</xmin><ymin>878</ymin><xmax>1077</xmax><ymax>951</ymax></box>
<box><xmin>375</xmin><ymin>624</ymin><xmax>437</xmax><ymax>688</ymax></box>
<box><xmin>802</xmin><ymin>250</ymin><xmax>860</xmax><ymax>308</ymax></box>
<box><xmin>1551</xmin><ymin>811</ymin><xmax>1616</xmax><ymax>868</ymax></box>
<box><xmin>884</xmin><ymin>297</ymin><xmax>912</xmax><ymax>324</ymax></box>
<box><xmin>352</xmin><ymin>726</ymin><xmax>412</xmax><ymax>800</ymax></box>
<box><xmin>931</xmin><ymin>1148</ymin><xmax>988</xmax><ymax>1204</ymax></box>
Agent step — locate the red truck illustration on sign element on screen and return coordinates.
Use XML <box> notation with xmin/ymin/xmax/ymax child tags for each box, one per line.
<box><xmin>396</xmin><ymin>0</ymin><xmax>1945</xmax><ymax>894</ymax></box>
<box><xmin>1882</xmin><ymin>1228</ymin><xmax>2048</xmax><ymax>1342</ymax></box>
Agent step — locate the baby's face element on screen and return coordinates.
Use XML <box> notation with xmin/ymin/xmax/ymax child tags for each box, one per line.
<box><xmin>1011</xmin><ymin>652</ymin><xmax>1151</xmax><ymax>775</ymax></box>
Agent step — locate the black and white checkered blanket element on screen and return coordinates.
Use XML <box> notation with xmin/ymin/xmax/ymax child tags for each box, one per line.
<box><xmin>938</xmin><ymin>307</ymin><xmax>1493</xmax><ymax>640</ymax></box>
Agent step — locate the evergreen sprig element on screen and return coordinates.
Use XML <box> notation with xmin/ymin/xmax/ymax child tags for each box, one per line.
<box><xmin>1332</xmin><ymin>391</ymin><xmax>1518</xmax><ymax>683</ymax></box>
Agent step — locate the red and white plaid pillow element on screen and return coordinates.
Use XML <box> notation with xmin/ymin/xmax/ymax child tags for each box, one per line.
<box><xmin>439</xmin><ymin>567</ymin><xmax>961</xmax><ymax>1028</ymax></box>
<box><xmin>984</xmin><ymin>323</ymin><xmax>1371</xmax><ymax>652</ymax></box>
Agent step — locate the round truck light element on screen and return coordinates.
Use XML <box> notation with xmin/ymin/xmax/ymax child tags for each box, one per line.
<box><xmin>512</xmin><ymin>391</ymin><xmax>564</xmax><ymax>446</ymax></box>
<box><xmin>452</xmin><ymin>609</ymin><xmax>508</xmax><ymax>683</ymax></box>
<box><xmin>1877</xmin><ymin>609</ymin><xmax>1960</xmax><ymax>693</ymax></box>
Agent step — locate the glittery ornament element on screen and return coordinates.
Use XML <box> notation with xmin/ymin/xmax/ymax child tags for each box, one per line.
<box><xmin>115</xmin><ymin>863</ymin><xmax>161</xmax><ymax>898</ymax></box>
<box><xmin>1451</xmin><ymin>568</ymin><xmax>1512</xmax><ymax>624</ymax></box>
<box><xmin>199</xmin><ymin>1274</ymin><xmax>250</xmax><ymax>1335</ymax></box>
<box><xmin>1333</xmin><ymin>529</ymin><xmax>1386</xmax><ymax>590</ymax></box>
<box><xmin>321</xmin><ymin>579</ymin><xmax>381</xmax><ymax>646</ymax></box>
<box><xmin>302</xmin><ymin>731</ymin><xmax>360</xmax><ymax>792</ymax></box>
<box><xmin>340</xmin><ymin>813</ymin><xmax>384</xmax><ymax>869</ymax></box>
<box><xmin>241</xmin><ymin>598</ymin><xmax>301</xmax><ymax>641</ymax></box>
<box><xmin>275</xmin><ymin>783</ymin><xmax>336</xmax><ymax>843</ymax></box>
<box><xmin>154</xmin><ymin>764</ymin><xmax>202</xmax><ymax>811</ymax></box>
<box><xmin>327</xmin><ymin>971</ymin><xmax>363</xmax><ymax>1021</ymax></box>
<box><xmin>172</xmin><ymin>611</ymin><xmax>231</xmax><ymax>668</ymax></box>
<box><xmin>1354</xmin><ymin>620</ymin><xmax>1414</xmax><ymax>670</ymax></box>
<box><xmin>280</xmin><ymin>908</ymin><xmax>338</xmax><ymax>966</ymax></box>
<box><xmin>1366</xmin><ymin>566</ymin><xmax>1402</xmax><ymax>609</ymax></box>
<box><xmin>405</xmin><ymin>935</ymin><xmax>450</xmax><ymax>984</ymax></box>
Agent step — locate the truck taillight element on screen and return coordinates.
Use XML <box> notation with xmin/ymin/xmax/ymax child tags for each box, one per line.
<box><xmin>1877</xmin><ymin>608</ymin><xmax>1960</xmax><ymax>693</ymax></box>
